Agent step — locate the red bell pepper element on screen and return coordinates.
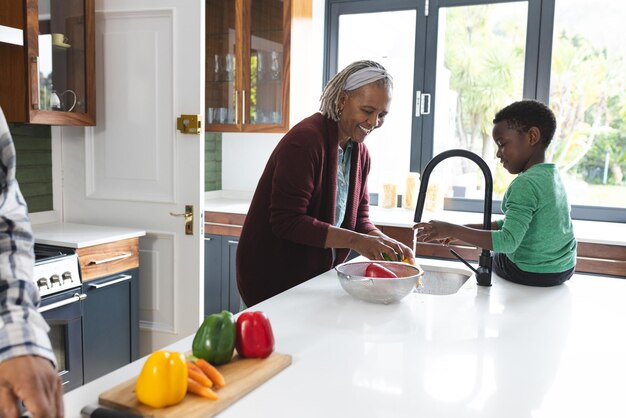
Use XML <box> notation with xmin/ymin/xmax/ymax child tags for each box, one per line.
<box><xmin>364</xmin><ymin>262</ymin><xmax>398</xmax><ymax>278</ymax></box>
<box><xmin>235</xmin><ymin>311</ymin><xmax>275</xmax><ymax>359</ymax></box>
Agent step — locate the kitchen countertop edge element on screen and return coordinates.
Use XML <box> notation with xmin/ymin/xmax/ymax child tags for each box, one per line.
<box><xmin>32</xmin><ymin>222</ymin><xmax>146</xmax><ymax>248</ymax></box>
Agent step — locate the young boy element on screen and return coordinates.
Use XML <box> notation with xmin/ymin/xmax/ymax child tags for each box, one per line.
<box><xmin>414</xmin><ymin>100</ymin><xmax>577</xmax><ymax>286</ymax></box>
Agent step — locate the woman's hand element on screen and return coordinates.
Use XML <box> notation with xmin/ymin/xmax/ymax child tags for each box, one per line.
<box><xmin>325</xmin><ymin>227</ymin><xmax>414</xmax><ymax>263</ymax></box>
<box><xmin>355</xmin><ymin>232</ymin><xmax>414</xmax><ymax>263</ymax></box>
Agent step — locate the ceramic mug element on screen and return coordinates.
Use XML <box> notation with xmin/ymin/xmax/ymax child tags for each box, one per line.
<box><xmin>61</xmin><ymin>90</ymin><xmax>77</xmax><ymax>112</ymax></box>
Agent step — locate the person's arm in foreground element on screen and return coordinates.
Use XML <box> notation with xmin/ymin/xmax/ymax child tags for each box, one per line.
<box><xmin>325</xmin><ymin>226</ymin><xmax>414</xmax><ymax>262</ymax></box>
<box><xmin>0</xmin><ymin>109</ymin><xmax>63</xmax><ymax>418</ymax></box>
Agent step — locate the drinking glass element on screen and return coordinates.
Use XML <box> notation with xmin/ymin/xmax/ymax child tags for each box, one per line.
<box><xmin>213</xmin><ymin>54</ymin><xmax>220</xmax><ymax>81</ymax></box>
<box><xmin>218</xmin><ymin>108</ymin><xmax>228</xmax><ymax>123</ymax></box>
<box><xmin>257</xmin><ymin>51</ymin><xmax>265</xmax><ymax>81</ymax></box>
<box><xmin>270</xmin><ymin>51</ymin><xmax>280</xmax><ymax>80</ymax></box>
<box><xmin>225</xmin><ymin>54</ymin><xmax>233</xmax><ymax>81</ymax></box>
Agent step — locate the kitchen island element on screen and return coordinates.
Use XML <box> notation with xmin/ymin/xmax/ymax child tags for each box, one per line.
<box><xmin>64</xmin><ymin>257</ymin><xmax>626</xmax><ymax>418</ymax></box>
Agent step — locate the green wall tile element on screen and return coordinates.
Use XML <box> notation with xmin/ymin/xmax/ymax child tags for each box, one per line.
<box><xmin>9</xmin><ymin>124</ymin><xmax>53</xmax><ymax>213</ymax></box>
<box><xmin>205</xmin><ymin>132</ymin><xmax>222</xmax><ymax>192</ymax></box>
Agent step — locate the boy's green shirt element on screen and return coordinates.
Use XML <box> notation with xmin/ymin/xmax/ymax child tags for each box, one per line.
<box><xmin>492</xmin><ymin>163</ymin><xmax>577</xmax><ymax>273</ymax></box>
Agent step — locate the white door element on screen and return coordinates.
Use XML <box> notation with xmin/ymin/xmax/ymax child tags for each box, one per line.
<box><xmin>77</xmin><ymin>0</ymin><xmax>204</xmax><ymax>353</ymax></box>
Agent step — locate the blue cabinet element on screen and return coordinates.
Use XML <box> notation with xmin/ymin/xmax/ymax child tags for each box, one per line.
<box><xmin>204</xmin><ymin>234</ymin><xmax>242</xmax><ymax>316</ymax></box>
<box><xmin>81</xmin><ymin>268</ymin><xmax>139</xmax><ymax>383</ymax></box>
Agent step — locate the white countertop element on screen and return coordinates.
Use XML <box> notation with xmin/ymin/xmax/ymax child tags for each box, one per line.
<box><xmin>64</xmin><ymin>257</ymin><xmax>626</xmax><ymax>418</ymax></box>
<box><xmin>204</xmin><ymin>191</ymin><xmax>626</xmax><ymax>246</ymax></box>
<box><xmin>32</xmin><ymin>222</ymin><xmax>146</xmax><ymax>248</ymax></box>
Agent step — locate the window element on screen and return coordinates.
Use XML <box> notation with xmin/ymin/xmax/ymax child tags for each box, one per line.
<box><xmin>325</xmin><ymin>0</ymin><xmax>626</xmax><ymax>222</ymax></box>
<box><xmin>548</xmin><ymin>0</ymin><xmax>626</xmax><ymax>219</ymax></box>
<box><xmin>430</xmin><ymin>2</ymin><xmax>529</xmax><ymax>206</ymax></box>
<box><xmin>337</xmin><ymin>9</ymin><xmax>417</xmax><ymax>199</ymax></box>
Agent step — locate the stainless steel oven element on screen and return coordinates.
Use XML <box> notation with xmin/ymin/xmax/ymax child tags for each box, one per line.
<box><xmin>34</xmin><ymin>244</ymin><xmax>85</xmax><ymax>392</ymax></box>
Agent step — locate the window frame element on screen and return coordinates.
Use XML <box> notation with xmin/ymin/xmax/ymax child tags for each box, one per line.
<box><xmin>324</xmin><ymin>0</ymin><xmax>625</xmax><ymax>223</ymax></box>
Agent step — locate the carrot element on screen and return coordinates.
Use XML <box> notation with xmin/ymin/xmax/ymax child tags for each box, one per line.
<box><xmin>188</xmin><ymin>365</ymin><xmax>213</xmax><ymax>388</ymax></box>
<box><xmin>187</xmin><ymin>360</ymin><xmax>204</xmax><ymax>377</ymax></box>
<box><xmin>195</xmin><ymin>358</ymin><xmax>226</xmax><ymax>388</ymax></box>
<box><xmin>187</xmin><ymin>377</ymin><xmax>218</xmax><ymax>400</ymax></box>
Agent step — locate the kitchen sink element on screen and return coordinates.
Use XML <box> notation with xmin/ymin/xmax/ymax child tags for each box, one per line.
<box><xmin>414</xmin><ymin>264</ymin><xmax>472</xmax><ymax>295</ymax></box>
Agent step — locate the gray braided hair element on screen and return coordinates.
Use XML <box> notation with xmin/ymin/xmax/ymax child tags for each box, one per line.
<box><xmin>319</xmin><ymin>60</ymin><xmax>392</xmax><ymax>122</ymax></box>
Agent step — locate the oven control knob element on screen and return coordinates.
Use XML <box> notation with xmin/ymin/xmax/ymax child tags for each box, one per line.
<box><xmin>62</xmin><ymin>272</ymin><xmax>73</xmax><ymax>283</ymax></box>
<box><xmin>37</xmin><ymin>278</ymin><xmax>49</xmax><ymax>289</ymax></box>
<box><xmin>50</xmin><ymin>275</ymin><xmax>61</xmax><ymax>286</ymax></box>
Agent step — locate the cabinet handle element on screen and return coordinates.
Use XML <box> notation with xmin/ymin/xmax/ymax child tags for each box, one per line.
<box><xmin>204</xmin><ymin>237</ymin><xmax>213</xmax><ymax>241</ymax></box>
<box><xmin>227</xmin><ymin>240</ymin><xmax>239</xmax><ymax>245</ymax></box>
<box><xmin>242</xmin><ymin>90</ymin><xmax>246</xmax><ymax>124</ymax></box>
<box><xmin>39</xmin><ymin>293</ymin><xmax>87</xmax><ymax>313</ymax></box>
<box><xmin>31</xmin><ymin>56</ymin><xmax>40</xmax><ymax>110</ymax></box>
<box><xmin>87</xmin><ymin>274</ymin><xmax>132</xmax><ymax>289</ymax></box>
<box><xmin>203</xmin><ymin>221</ymin><xmax>242</xmax><ymax>229</ymax></box>
<box><xmin>88</xmin><ymin>252</ymin><xmax>132</xmax><ymax>265</ymax></box>
<box><xmin>234</xmin><ymin>90</ymin><xmax>239</xmax><ymax>124</ymax></box>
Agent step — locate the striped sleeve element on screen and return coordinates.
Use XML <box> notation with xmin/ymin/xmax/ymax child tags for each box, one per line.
<box><xmin>0</xmin><ymin>108</ymin><xmax>56</xmax><ymax>365</ymax></box>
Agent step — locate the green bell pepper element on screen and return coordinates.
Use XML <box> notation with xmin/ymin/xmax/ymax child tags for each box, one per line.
<box><xmin>191</xmin><ymin>310</ymin><xmax>236</xmax><ymax>365</ymax></box>
<box><xmin>382</xmin><ymin>252</ymin><xmax>402</xmax><ymax>262</ymax></box>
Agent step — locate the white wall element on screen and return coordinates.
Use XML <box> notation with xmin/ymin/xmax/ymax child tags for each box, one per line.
<box><xmin>221</xmin><ymin>1</ymin><xmax>326</xmax><ymax>191</ymax></box>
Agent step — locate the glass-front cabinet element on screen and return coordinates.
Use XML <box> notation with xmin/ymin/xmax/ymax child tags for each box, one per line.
<box><xmin>205</xmin><ymin>0</ymin><xmax>290</xmax><ymax>133</ymax></box>
<box><xmin>0</xmin><ymin>0</ymin><xmax>95</xmax><ymax>125</ymax></box>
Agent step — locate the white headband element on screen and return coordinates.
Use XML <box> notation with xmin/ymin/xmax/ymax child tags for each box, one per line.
<box><xmin>344</xmin><ymin>67</ymin><xmax>392</xmax><ymax>91</ymax></box>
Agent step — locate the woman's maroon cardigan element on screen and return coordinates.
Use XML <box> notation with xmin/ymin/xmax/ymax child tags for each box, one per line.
<box><xmin>236</xmin><ymin>112</ymin><xmax>378</xmax><ymax>306</ymax></box>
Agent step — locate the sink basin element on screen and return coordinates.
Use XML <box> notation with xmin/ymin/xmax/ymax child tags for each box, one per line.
<box><xmin>414</xmin><ymin>264</ymin><xmax>472</xmax><ymax>295</ymax></box>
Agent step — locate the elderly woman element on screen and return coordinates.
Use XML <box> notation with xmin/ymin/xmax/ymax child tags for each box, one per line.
<box><xmin>236</xmin><ymin>60</ymin><xmax>414</xmax><ymax>307</ymax></box>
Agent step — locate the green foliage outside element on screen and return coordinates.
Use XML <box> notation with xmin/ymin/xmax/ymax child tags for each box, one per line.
<box><xmin>444</xmin><ymin>5</ymin><xmax>525</xmax><ymax>164</ymax></box>
<box><xmin>550</xmin><ymin>31</ymin><xmax>626</xmax><ymax>188</ymax></box>
<box><xmin>443</xmin><ymin>5</ymin><xmax>626</xmax><ymax>206</ymax></box>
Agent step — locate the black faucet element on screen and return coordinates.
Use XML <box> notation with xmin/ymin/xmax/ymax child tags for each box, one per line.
<box><xmin>413</xmin><ymin>149</ymin><xmax>493</xmax><ymax>286</ymax></box>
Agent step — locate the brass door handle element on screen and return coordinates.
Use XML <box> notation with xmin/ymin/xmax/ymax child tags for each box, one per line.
<box><xmin>169</xmin><ymin>211</ymin><xmax>192</xmax><ymax>220</ymax></box>
<box><xmin>169</xmin><ymin>205</ymin><xmax>194</xmax><ymax>235</ymax></box>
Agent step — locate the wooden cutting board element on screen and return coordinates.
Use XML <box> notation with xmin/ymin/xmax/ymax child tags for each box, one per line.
<box><xmin>99</xmin><ymin>352</ymin><xmax>292</xmax><ymax>417</ymax></box>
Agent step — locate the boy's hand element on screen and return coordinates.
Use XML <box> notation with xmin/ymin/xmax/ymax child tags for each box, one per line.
<box><xmin>414</xmin><ymin>221</ymin><xmax>455</xmax><ymax>244</ymax></box>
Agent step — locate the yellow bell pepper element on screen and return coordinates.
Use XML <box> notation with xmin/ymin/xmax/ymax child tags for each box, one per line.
<box><xmin>135</xmin><ymin>351</ymin><xmax>188</xmax><ymax>408</ymax></box>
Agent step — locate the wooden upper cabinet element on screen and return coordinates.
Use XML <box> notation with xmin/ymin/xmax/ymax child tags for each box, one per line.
<box><xmin>205</xmin><ymin>0</ymin><xmax>290</xmax><ymax>133</ymax></box>
<box><xmin>0</xmin><ymin>0</ymin><xmax>95</xmax><ymax>125</ymax></box>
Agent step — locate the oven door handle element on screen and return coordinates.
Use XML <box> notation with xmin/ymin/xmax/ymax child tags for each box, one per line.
<box><xmin>87</xmin><ymin>274</ymin><xmax>132</xmax><ymax>289</ymax></box>
<box><xmin>39</xmin><ymin>293</ymin><xmax>87</xmax><ymax>313</ymax></box>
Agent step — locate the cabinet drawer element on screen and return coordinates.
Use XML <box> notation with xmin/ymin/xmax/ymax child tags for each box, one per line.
<box><xmin>77</xmin><ymin>238</ymin><xmax>139</xmax><ymax>282</ymax></box>
<box><xmin>204</xmin><ymin>211</ymin><xmax>245</xmax><ymax>237</ymax></box>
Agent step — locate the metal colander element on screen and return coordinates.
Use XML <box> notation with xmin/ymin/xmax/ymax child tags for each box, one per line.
<box><xmin>335</xmin><ymin>261</ymin><xmax>425</xmax><ymax>304</ymax></box>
